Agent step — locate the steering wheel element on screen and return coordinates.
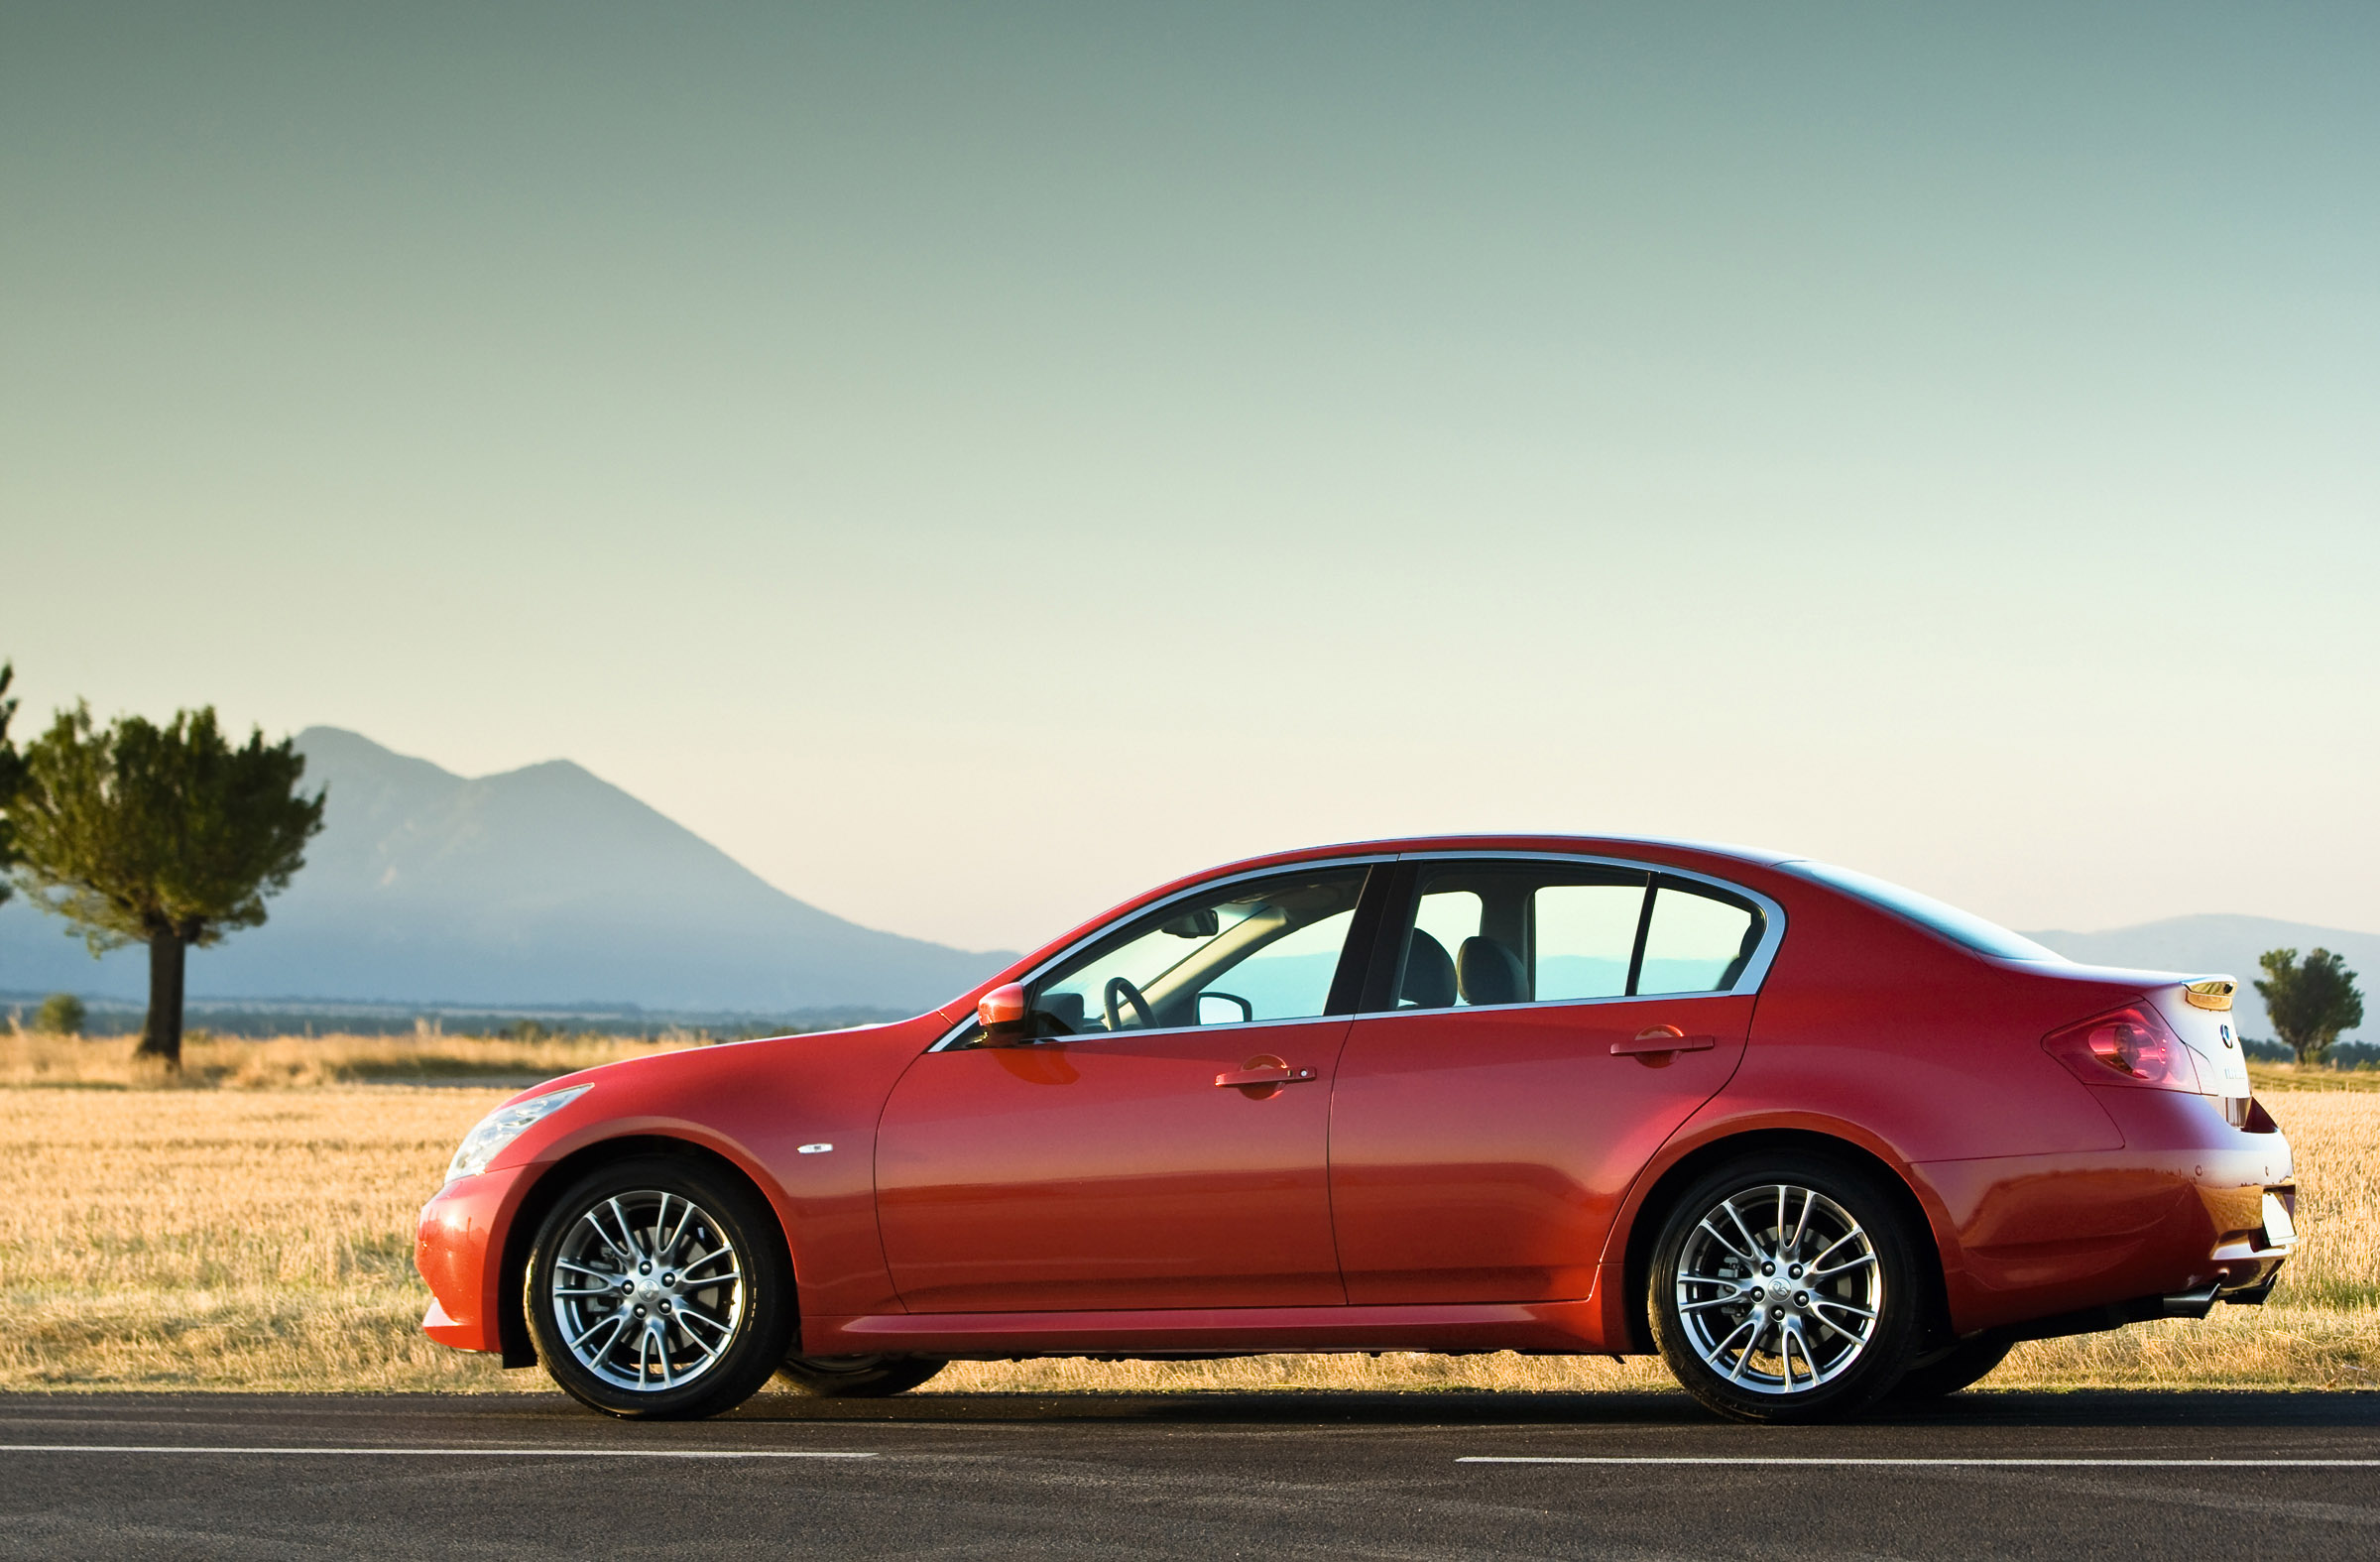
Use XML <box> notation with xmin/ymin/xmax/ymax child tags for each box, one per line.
<box><xmin>1104</xmin><ymin>976</ymin><xmax>1157</xmax><ymax>1031</ymax></box>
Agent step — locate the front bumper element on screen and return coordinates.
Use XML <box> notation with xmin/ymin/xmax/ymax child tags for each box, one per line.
<box><xmin>416</xmin><ymin>1163</ymin><xmax>535</xmax><ymax>1355</ymax></box>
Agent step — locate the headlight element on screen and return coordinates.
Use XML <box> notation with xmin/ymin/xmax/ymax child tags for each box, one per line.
<box><xmin>445</xmin><ymin>1086</ymin><xmax>591</xmax><ymax>1182</ymax></box>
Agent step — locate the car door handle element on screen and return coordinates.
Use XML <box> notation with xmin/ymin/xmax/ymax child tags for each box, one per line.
<box><xmin>1611</xmin><ymin>1025</ymin><xmax>1718</xmax><ymax>1057</ymax></box>
<box><xmin>1214</xmin><ymin>1065</ymin><xmax>1318</xmax><ymax>1087</ymax></box>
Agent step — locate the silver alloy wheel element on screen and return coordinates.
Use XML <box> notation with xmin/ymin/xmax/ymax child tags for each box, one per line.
<box><xmin>546</xmin><ymin>1189</ymin><xmax>745</xmax><ymax>1392</ymax></box>
<box><xmin>1674</xmin><ymin>1183</ymin><xmax>1883</xmax><ymax>1395</ymax></box>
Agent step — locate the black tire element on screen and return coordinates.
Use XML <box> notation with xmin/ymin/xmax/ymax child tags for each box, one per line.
<box><xmin>778</xmin><ymin>1355</ymin><xmax>947</xmax><ymax>1398</ymax></box>
<box><xmin>1649</xmin><ymin>1152</ymin><xmax>1923</xmax><ymax>1424</ymax></box>
<box><xmin>1891</xmin><ymin>1331</ymin><xmax>2014</xmax><ymax>1404</ymax></box>
<box><xmin>524</xmin><ymin>1155</ymin><xmax>796</xmax><ymax>1420</ymax></box>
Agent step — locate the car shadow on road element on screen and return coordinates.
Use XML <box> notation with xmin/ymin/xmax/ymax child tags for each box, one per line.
<box><xmin>716</xmin><ymin>1386</ymin><xmax>2380</xmax><ymax>1428</ymax></box>
<box><xmin>8</xmin><ymin>1387</ymin><xmax>2374</xmax><ymax>1437</ymax></box>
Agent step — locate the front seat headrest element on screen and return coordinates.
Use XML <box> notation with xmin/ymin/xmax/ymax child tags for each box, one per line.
<box><xmin>1401</xmin><ymin>930</ymin><xmax>1457</xmax><ymax>1009</ymax></box>
<box><xmin>1458</xmin><ymin>937</ymin><xmax>1528</xmax><ymax>1006</ymax></box>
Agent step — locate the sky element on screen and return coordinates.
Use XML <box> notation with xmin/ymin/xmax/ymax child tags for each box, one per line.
<box><xmin>3</xmin><ymin>3</ymin><xmax>2375</xmax><ymax>953</ymax></box>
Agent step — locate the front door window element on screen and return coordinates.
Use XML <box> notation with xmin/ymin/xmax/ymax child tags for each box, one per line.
<box><xmin>1013</xmin><ymin>867</ymin><xmax>1369</xmax><ymax>1038</ymax></box>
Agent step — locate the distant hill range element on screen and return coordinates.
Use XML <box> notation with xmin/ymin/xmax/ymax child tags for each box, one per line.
<box><xmin>0</xmin><ymin>735</ymin><xmax>2367</xmax><ymax>1042</ymax></box>
<box><xmin>0</xmin><ymin>727</ymin><xmax>1010</xmax><ymax>1017</ymax></box>
<box><xmin>2019</xmin><ymin>914</ymin><xmax>2375</xmax><ymax>1045</ymax></box>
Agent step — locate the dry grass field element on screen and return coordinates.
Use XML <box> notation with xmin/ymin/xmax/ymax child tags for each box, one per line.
<box><xmin>2253</xmin><ymin>1058</ymin><xmax>2380</xmax><ymax>1094</ymax></box>
<box><xmin>0</xmin><ymin>1029</ymin><xmax>693</xmax><ymax>1091</ymax></box>
<box><xmin>1</xmin><ymin>1033</ymin><xmax>2373</xmax><ymax>1395</ymax></box>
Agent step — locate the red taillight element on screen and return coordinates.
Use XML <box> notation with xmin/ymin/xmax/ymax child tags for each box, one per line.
<box><xmin>2043</xmin><ymin>1004</ymin><xmax>2203</xmax><ymax>1093</ymax></box>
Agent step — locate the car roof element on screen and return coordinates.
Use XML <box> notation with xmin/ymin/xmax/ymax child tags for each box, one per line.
<box><xmin>1198</xmin><ymin>833</ymin><xmax>1801</xmax><ymax>877</ymax></box>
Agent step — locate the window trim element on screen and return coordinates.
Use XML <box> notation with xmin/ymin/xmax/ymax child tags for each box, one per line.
<box><xmin>929</xmin><ymin>849</ymin><xmax>1787</xmax><ymax>1050</ymax></box>
<box><xmin>1362</xmin><ymin>851</ymin><xmax>1787</xmax><ymax>1019</ymax></box>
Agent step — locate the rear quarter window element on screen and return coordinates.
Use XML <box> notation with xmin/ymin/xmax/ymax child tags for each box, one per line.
<box><xmin>1637</xmin><ymin>886</ymin><xmax>1760</xmax><ymax>995</ymax></box>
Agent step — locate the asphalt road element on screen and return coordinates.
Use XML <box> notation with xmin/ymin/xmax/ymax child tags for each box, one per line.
<box><xmin>5</xmin><ymin>1387</ymin><xmax>2380</xmax><ymax>1558</ymax></box>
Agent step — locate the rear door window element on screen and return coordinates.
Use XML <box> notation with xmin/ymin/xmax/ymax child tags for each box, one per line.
<box><xmin>1532</xmin><ymin>882</ymin><xmax>1645</xmax><ymax>1001</ymax></box>
<box><xmin>1390</xmin><ymin>863</ymin><xmax>1648</xmax><ymax>1010</ymax></box>
<box><xmin>1381</xmin><ymin>861</ymin><xmax>1769</xmax><ymax>1010</ymax></box>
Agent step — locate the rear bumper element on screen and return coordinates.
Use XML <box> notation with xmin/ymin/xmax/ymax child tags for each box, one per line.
<box><xmin>2202</xmin><ymin>1185</ymin><xmax>2297</xmax><ymax>1302</ymax></box>
<box><xmin>1915</xmin><ymin>1090</ymin><xmax>2295</xmax><ymax>1337</ymax></box>
<box><xmin>415</xmin><ymin>1163</ymin><xmax>535</xmax><ymax>1356</ymax></box>
<box><xmin>2000</xmin><ymin>1250</ymin><xmax>2290</xmax><ymax>1344</ymax></box>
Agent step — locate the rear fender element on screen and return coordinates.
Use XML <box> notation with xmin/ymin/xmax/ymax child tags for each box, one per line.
<box><xmin>1598</xmin><ymin>1108</ymin><xmax>1964</xmax><ymax>1355</ymax></box>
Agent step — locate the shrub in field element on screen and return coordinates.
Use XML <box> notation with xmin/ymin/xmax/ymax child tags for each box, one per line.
<box><xmin>34</xmin><ymin>994</ymin><xmax>84</xmax><ymax>1037</ymax></box>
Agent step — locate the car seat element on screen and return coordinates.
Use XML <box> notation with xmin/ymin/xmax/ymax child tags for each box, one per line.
<box><xmin>1458</xmin><ymin>936</ymin><xmax>1528</xmax><ymax>1006</ymax></box>
<box><xmin>1401</xmin><ymin>930</ymin><xmax>1458</xmax><ymax>1008</ymax></box>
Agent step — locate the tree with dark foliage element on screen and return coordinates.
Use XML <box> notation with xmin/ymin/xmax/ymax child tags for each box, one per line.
<box><xmin>7</xmin><ymin>704</ymin><xmax>324</xmax><ymax>1068</ymax></box>
<box><xmin>2256</xmin><ymin>947</ymin><xmax>2365</xmax><ymax>1066</ymax></box>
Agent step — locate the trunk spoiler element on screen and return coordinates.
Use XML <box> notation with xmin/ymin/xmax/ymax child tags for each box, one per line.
<box><xmin>2181</xmin><ymin>979</ymin><xmax>2235</xmax><ymax>1012</ymax></box>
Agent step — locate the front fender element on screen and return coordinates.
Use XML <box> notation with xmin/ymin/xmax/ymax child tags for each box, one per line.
<box><xmin>442</xmin><ymin>1024</ymin><xmax>938</xmax><ymax>1362</ymax></box>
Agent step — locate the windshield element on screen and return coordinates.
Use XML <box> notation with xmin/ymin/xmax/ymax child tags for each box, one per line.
<box><xmin>1780</xmin><ymin>861</ymin><xmax>2063</xmax><ymax>963</ymax></box>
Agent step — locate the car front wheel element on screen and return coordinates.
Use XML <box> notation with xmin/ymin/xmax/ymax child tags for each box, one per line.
<box><xmin>1649</xmin><ymin>1154</ymin><xmax>1922</xmax><ymax>1423</ymax></box>
<box><xmin>525</xmin><ymin>1155</ymin><xmax>796</xmax><ymax>1419</ymax></box>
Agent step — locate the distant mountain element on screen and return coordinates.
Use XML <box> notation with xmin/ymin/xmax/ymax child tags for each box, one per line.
<box><xmin>0</xmin><ymin>727</ymin><xmax>1009</xmax><ymax>1013</ymax></box>
<box><xmin>2020</xmin><ymin>913</ymin><xmax>2376</xmax><ymax>1044</ymax></box>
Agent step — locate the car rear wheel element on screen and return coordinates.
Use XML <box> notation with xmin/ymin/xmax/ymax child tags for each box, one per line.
<box><xmin>778</xmin><ymin>1354</ymin><xmax>948</xmax><ymax>1397</ymax></box>
<box><xmin>525</xmin><ymin>1155</ymin><xmax>795</xmax><ymax>1419</ymax></box>
<box><xmin>1649</xmin><ymin>1153</ymin><xmax>1922</xmax><ymax>1424</ymax></box>
<box><xmin>1891</xmin><ymin>1331</ymin><xmax>2015</xmax><ymax>1403</ymax></box>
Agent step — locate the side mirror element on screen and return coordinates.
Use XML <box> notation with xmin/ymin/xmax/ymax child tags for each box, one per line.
<box><xmin>977</xmin><ymin>982</ymin><xmax>1031</xmax><ymax>1045</ymax></box>
<box><xmin>1197</xmin><ymin>992</ymin><xmax>1253</xmax><ymax>1025</ymax></box>
<box><xmin>979</xmin><ymin>983</ymin><xmax>1027</xmax><ymax>1027</ymax></box>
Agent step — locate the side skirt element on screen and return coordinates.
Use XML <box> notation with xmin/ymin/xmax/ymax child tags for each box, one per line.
<box><xmin>802</xmin><ymin>1298</ymin><xmax>1610</xmax><ymax>1359</ymax></box>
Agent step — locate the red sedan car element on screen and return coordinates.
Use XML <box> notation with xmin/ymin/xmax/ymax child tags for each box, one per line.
<box><xmin>416</xmin><ymin>836</ymin><xmax>2297</xmax><ymax>1422</ymax></box>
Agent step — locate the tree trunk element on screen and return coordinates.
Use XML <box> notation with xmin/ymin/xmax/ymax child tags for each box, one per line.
<box><xmin>137</xmin><ymin>929</ymin><xmax>186</xmax><ymax>1069</ymax></box>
